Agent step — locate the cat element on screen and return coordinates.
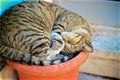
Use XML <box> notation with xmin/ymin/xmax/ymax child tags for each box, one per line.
<box><xmin>0</xmin><ymin>32</ymin><xmax>66</xmax><ymax>66</ymax></box>
<box><xmin>0</xmin><ymin>1</ymin><xmax>93</xmax><ymax>70</ymax></box>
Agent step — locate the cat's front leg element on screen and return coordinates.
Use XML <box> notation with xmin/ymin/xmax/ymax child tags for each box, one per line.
<box><xmin>42</xmin><ymin>31</ymin><xmax>70</xmax><ymax>65</ymax></box>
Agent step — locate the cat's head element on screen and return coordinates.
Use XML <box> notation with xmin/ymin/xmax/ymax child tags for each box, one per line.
<box><xmin>61</xmin><ymin>28</ymin><xmax>93</xmax><ymax>53</ymax></box>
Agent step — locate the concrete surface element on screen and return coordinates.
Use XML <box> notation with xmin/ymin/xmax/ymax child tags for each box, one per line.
<box><xmin>90</xmin><ymin>24</ymin><xmax>120</xmax><ymax>53</ymax></box>
<box><xmin>80</xmin><ymin>49</ymin><xmax>120</xmax><ymax>79</ymax></box>
<box><xmin>79</xmin><ymin>72</ymin><xmax>118</xmax><ymax>80</ymax></box>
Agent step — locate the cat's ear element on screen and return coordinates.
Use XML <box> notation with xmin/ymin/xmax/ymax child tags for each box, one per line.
<box><xmin>82</xmin><ymin>41</ymin><xmax>93</xmax><ymax>53</ymax></box>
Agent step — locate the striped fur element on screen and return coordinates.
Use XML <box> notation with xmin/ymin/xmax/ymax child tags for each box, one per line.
<box><xmin>0</xmin><ymin>1</ymin><xmax>93</xmax><ymax>70</ymax></box>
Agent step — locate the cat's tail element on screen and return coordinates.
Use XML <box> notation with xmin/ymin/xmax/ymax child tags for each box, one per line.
<box><xmin>0</xmin><ymin>44</ymin><xmax>70</xmax><ymax>66</ymax></box>
<box><xmin>0</xmin><ymin>44</ymin><xmax>32</xmax><ymax>65</ymax></box>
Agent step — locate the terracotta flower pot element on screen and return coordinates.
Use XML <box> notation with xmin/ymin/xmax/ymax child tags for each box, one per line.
<box><xmin>7</xmin><ymin>51</ymin><xmax>89</xmax><ymax>80</ymax></box>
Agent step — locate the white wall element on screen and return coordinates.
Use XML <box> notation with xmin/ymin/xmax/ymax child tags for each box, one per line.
<box><xmin>56</xmin><ymin>0</ymin><xmax>120</xmax><ymax>28</ymax></box>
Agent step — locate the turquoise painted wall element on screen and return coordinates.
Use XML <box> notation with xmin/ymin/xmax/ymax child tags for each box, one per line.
<box><xmin>0</xmin><ymin>0</ymin><xmax>36</xmax><ymax>16</ymax></box>
<box><xmin>0</xmin><ymin>0</ymin><xmax>24</xmax><ymax>16</ymax></box>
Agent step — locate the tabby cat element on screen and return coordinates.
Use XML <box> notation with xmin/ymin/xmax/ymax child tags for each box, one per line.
<box><xmin>0</xmin><ymin>1</ymin><xmax>93</xmax><ymax>70</ymax></box>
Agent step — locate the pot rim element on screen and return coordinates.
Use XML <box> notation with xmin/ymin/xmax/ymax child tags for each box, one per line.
<box><xmin>7</xmin><ymin>51</ymin><xmax>89</xmax><ymax>76</ymax></box>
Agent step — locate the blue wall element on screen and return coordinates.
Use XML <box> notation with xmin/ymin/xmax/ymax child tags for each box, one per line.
<box><xmin>0</xmin><ymin>0</ymin><xmax>36</xmax><ymax>16</ymax></box>
<box><xmin>0</xmin><ymin>0</ymin><xmax>24</xmax><ymax>16</ymax></box>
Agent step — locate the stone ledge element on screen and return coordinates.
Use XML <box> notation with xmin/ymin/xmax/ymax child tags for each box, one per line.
<box><xmin>80</xmin><ymin>49</ymin><xmax>120</xmax><ymax>79</ymax></box>
<box><xmin>80</xmin><ymin>25</ymin><xmax>120</xmax><ymax>79</ymax></box>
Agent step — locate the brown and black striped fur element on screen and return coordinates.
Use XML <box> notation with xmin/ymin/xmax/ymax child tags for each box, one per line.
<box><xmin>0</xmin><ymin>1</ymin><xmax>93</xmax><ymax>70</ymax></box>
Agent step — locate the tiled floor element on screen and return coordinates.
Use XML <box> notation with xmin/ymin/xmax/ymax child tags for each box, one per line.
<box><xmin>79</xmin><ymin>72</ymin><xmax>118</xmax><ymax>80</ymax></box>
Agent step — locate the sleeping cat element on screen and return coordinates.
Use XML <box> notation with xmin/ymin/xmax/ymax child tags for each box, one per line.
<box><xmin>0</xmin><ymin>1</ymin><xmax>93</xmax><ymax>70</ymax></box>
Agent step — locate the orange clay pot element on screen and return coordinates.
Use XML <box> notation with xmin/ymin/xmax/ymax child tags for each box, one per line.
<box><xmin>7</xmin><ymin>51</ymin><xmax>89</xmax><ymax>80</ymax></box>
